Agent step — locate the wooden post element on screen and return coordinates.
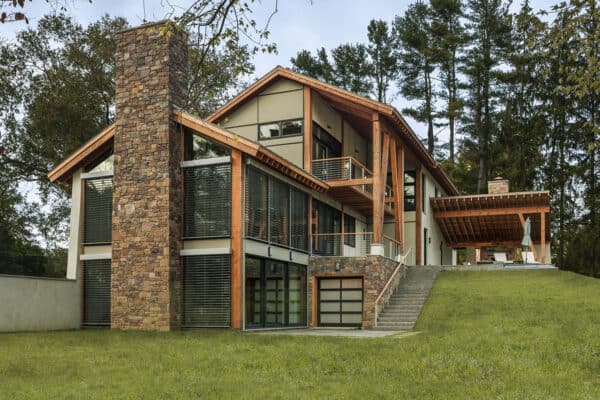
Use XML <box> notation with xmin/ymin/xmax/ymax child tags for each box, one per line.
<box><xmin>540</xmin><ymin>212</ymin><xmax>546</xmax><ymax>263</ymax></box>
<box><xmin>303</xmin><ymin>87</ymin><xmax>312</xmax><ymax>172</ymax></box>
<box><xmin>398</xmin><ymin>145</ymin><xmax>404</xmax><ymax>249</ymax></box>
<box><xmin>372</xmin><ymin>112</ymin><xmax>383</xmax><ymax>244</ymax></box>
<box><xmin>415</xmin><ymin>165</ymin><xmax>422</xmax><ymax>265</ymax></box>
<box><xmin>390</xmin><ymin>141</ymin><xmax>403</xmax><ymax>247</ymax></box>
<box><xmin>230</xmin><ymin>149</ymin><xmax>243</xmax><ymax>329</ymax></box>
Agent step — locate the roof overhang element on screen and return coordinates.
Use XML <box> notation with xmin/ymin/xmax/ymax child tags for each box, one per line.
<box><xmin>206</xmin><ymin>66</ymin><xmax>459</xmax><ymax>196</ymax></box>
<box><xmin>174</xmin><ymin>110</ymin><xmax>329</xmax><ymax>192</ymax></box>
<box><xmin>431</xmin><ymin>192</ymin><xmax>551</xmax><ymax>247</ymax></box>
<box><xmin>48</xmin><ymin>124</ymin><xmax>115</xmax><ymax>184</ymax></box>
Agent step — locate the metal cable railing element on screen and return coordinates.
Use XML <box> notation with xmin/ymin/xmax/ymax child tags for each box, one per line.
<box><xmin>312</xmin><ymin>157</ymin><xmax>374</xmax><ymax>195</ymax></box>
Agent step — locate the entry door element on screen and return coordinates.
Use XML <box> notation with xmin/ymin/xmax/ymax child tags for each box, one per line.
<box><xmin>318</xmin><ymin>278</ymin><xmax>363</xmax><ymax>327</ymax></box>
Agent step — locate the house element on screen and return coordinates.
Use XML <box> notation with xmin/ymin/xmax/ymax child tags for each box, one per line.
<box><xmin>48</xmin><ymin>21</ymin><xmax>551</xmax><ymax>331</ymax></box>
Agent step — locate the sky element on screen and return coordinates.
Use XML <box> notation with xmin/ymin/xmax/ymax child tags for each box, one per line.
<box><xmin>0</xmin><ymin>0</ymin><xmax>557</xmax><ymax>142</ymax></box>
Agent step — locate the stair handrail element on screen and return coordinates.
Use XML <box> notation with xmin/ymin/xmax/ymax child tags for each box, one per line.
<box><xmin>374</xmin><ymin>247</ymin><xmax>411</xmax><ymax>328</ymax></box>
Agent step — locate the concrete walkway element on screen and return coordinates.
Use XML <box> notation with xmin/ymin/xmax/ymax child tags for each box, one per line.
<box><xmin>249</xmin><ymin>328</ymin><xmax>419</xmax><ymax>338</ymax></box>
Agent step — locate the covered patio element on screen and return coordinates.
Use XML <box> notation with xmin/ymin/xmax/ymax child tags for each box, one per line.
<box><xmin>431</xmin><ymin>191</ymin><xmax>551</xmax><ymax>264</ymax></box>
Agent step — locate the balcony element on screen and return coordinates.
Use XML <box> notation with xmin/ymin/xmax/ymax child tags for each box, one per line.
<box><xmin>312</xmin><ymin>232</ymin><xmax>402</xmax><ymax>261</ymax></box>
<box><xmin>312</xmin><ymin>157</ymin><xmax>393</xmax><ymax>215</ymax></box>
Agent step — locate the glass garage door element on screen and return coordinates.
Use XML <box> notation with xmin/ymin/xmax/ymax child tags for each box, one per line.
<box><xmin>318</xmin><ymin>278</ymin><xmax>363</xmax><ymax>327</ymax></box>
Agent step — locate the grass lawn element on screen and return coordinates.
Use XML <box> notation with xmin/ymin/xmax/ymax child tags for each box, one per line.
<box><xmin>1</xmin><ymin>270</ymin><xmax>598</xmax><ymax>399</ymax></box>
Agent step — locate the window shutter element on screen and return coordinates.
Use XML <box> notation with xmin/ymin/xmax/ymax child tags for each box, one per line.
<box><xmin>290</xmin><ymin>188</ymin><xmax>308</xmax><ymax>251</ymax></box>
<box><xmin>269</xmin><ymin>178</ymin><xmax>289</xmax><ymax>246</ymax></box>
<box><xmin>245</xmin><ymin>167</ymin><xmax>268</xmax><ymax>241</ymax></box>
<box><xmin>84</xmin><ymin>178</ymin><xmax>113</xmax><ymax>244</ymax></box>
<box><xmin>184</xmin><ymin>164</ymin><xmax>231</xmax><ymax>238</ymax></box>
<box><xmin>183</xmin><ymin>255</ymin><xmax>231</xmax><ymax>327</ymax></box>
<box><xmin>83</xmin><ymin>259</ymin><xmax>111</xmax><ymax>326</ymax></box>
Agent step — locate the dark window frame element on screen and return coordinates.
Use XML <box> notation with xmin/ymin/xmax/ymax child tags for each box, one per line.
<box><xmin>258</xmin><ymin>118</ymin><xmax>304</xmax><ymax>140</ymax></box>
<box><xmin>343</xmin><ymin>214</ymin><xmax>356</xmax><ymax>247</ymax></box>
<box><xmin>404</xmin><ymin>171</ymin><xmax>416</xmax><ymax>212</ymax></box>
<box><xmin>83</xmin><ymin>177</ymin><xmax>113</xmax><ymax>245</ymax></box>
<box><xmin>245</xmin><ymin>166</ymin><xmax>309</xmax><ymax>252</ymax></box>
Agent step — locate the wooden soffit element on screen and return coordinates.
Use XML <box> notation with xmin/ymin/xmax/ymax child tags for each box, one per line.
<box><xmin>431</xmin><ymin>191</ymin><xmax>551</xmax><ymax>246</ymax></box>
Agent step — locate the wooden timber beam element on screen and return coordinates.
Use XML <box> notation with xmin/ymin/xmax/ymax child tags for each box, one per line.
<box><xmin>326</xmin><ymin>177</ymin><xmax>374</xmax><ymax>187</ymax></box>
<box><xmin>447</xmin><ymin>241</ymin><xmax>522</xmax><ymax>248</ymax></box>
<box><xmin>434</xmin><ymin>206</ymin><xmax>550</xmax><ymax>219</ymax></box>
<box><xmin>303</xmin><ymin>87</ymin><xmax>312</xmax><ymax>172</ymax></box>
<box><xmin>230</xmin><ymin>149</ymin><xmax>243</xmax><ymax>329</ymax></box>
<box><xmin>397</xmin><ymin>144</ymin><xmax>404</xmax><ymax>247</ymax></box>
<box><xmin>390</xmin><ymin>141</ymin><xmax>403</xmax><ymax>248</ymax></box>
<box><xmin>540</xmin><ymin>212</ymin><xmax>546</xmax><ymax>263</ymax></box>
<box><xmin>415</xmin><ymin>164</ymin><xmax>422</xmax><ymax>265</ymax></box>
<box><xmin>372</xmin><ymin>112</ymin><xmax>383</xmax><ymax>244</ymax></box>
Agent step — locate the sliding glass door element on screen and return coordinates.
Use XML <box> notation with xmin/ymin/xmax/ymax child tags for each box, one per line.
<box><xmin>245</xmin><ymin>256</ymin><xmax>307</xmax><ymax>328</ymax></box>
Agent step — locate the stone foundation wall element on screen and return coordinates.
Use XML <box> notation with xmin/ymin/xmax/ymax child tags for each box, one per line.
<box><xmin>111</xmin><ymin>22</ymin><xmax>188</xmax><ymax>331</ymax></box>
<box><xmin>309</xmin><ymin>256</ymin><xmax>400</xmax><ymax>329</ymax></box>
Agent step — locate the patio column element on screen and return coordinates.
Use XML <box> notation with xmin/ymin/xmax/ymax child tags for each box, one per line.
<box><xmin>540</xmin><ymin>212</ymin><xmax>546</xmax><ymax>264</ymax></box>
<box><xmin>371</xmin><ymin>112</ymin><xmax>384</xmax><ymax>255</ymax></box>
<box><xmin>230</xmin><ymin>149</ymin><xmax>243</xmax><ymax>329</ymax></box>
<box><xmin>415</xmin><ymin>165</ymin><xmax>422</xmax><ymax>265</ymax></box>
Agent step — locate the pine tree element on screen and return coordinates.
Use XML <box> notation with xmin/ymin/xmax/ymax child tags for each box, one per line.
<box><xmin>461</xmin><ymin>0</ymin><xmax>513</xmax><ymax>193</ymax></box>
<box><xmin>393</xmin><ymin>2</ymin><xmax>438</xmax><ymax>155</ymax></box>
<box><xmin>366</xmin><ymin>19</ymin><xmax>397</xmax><ymax>103</ymax></box>
<box><xmin>430</xmin><ymin>0</ymin><xmax>466</xmax><ymax>164</ymax></box>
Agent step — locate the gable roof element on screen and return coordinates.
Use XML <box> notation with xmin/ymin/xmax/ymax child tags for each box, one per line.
<box><xmin>207</xmin><ymin>66</ymin><xmax>459</xmax><ymax>196</ymax></box>
<box><xmin>48</xmin><ymin>110</ymin><xmax>329</xmax><ymax>192</ymax></box>
<box><xmin>48</xmin><ymin>124</ymin><xmax>115</xmax><ymax>183</ymax></box>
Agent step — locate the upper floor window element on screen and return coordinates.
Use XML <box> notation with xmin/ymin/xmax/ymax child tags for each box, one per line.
<box><xmin>183</xmin><ymin>132</ymin><xmax>231</xmax><ymax>238</ymax></box>
<box><xmin>245</xmin><ymin>166</ymin><xmax>309</xmax><ymax>251</ymax></box>
<box><xmin>404</xmin><ymin>171</ymin><xmax>416</xmax><ymax>211</ymax></box>
<box><xmin>185</xmin><ymin>132</ymin><xmax>230</xmax><ymax>160</ymax></box>
<box><xmin>84</xmin><ymin>177</ymin><xmax>113</xmax><ymax>245</ymax></box>
<box><xmin>344</xmin><ymin>214</ymin><xmax>356</xmax><ymax>247</ymax></box>
<box><xmin>258</xmin><ymin>119</ymin><xmax>303</xmax><ymax>139</ymax></box>
<box><xmin>83</xmin><ymin>153</ymin><xmax>114</xmax><ymax>245</ymax></box>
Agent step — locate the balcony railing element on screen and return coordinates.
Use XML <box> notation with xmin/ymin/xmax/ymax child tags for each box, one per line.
<box><xmin>311</xmin><ymin>232</ymin><xmax>404</xmax><ymax>261</ymax></box>
<box><xmin>312</xmin><ymin>157</ymin><xmax>373</xmax><ymax>195</ymax></box>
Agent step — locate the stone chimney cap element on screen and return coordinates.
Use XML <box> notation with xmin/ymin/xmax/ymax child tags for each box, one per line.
<box><xmin>493</xmin><ymin>176</ymin><xmax>506</xmax><ymax>181</ymax></box>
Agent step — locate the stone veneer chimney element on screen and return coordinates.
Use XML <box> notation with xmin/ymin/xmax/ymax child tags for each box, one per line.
<box><xmin>488</xmin><ymin>176</ymin><xmax>509</xmax><ymax>194</ymax></box>
<box><xmin>111</xmin><ymin>21</ymin><xmax>188</xmax><ymax>330</ymax></box>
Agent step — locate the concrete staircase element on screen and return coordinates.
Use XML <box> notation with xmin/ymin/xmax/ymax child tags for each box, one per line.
<box><xmin>375</xmin><ymin>266</ymin><xmax>437</xmax><ymax>331</ymax></box>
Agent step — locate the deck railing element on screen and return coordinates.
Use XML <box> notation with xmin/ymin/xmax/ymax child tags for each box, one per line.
<box><xmin>312</xmin><ymin>157</ymin><xmax>374</xmax><ymax>195</ymax></box>
<box><xmin>311</xmin><ymin>232</ymin><xmax>373</xmax><ymax>257</ymax></box>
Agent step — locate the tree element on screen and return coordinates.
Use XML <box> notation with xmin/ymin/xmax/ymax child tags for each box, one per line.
<box><xmin>460</xmin><ymin>0</ymin><xmax>512</xmax><ymax>193</ymax></box>
<box><xmin>393</xmin><ymin>2</ymin><xmax>438</xmax><ymax>155</ymax></box>
<box><xmin>430</xmin><ymin>0</ymin><xmax>466</xmax><ymax>164</ymax></box>
<box><xmin>290</xmin><ymin>44</ymin><xmax>374</xmax><ymax>97</ymax></box>
<box><xmin>366</xmin><ymin>19</ymin><xmax>397</xmax><ymax>103</ymax></box>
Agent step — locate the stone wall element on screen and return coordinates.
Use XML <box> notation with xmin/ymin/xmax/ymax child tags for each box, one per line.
<box><xmin>488</xmin><ymin>178</ymin><xmax>509</xmax><ymax>194</ymax></box>
<box><xmin>111</xmin><ymin>21</ymin><xmax>188</xmax><ymax>330</ymax></box>
<box><xmin>309</xmin><ymin>256</ymin><xmax>400</xmax><ymax>329</ymax></box>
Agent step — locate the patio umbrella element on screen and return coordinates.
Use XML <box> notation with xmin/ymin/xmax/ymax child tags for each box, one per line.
<box><xmin>521</xmin><ymin>217</ymin><xmax>532</xmax><ymax>263</ymax></box>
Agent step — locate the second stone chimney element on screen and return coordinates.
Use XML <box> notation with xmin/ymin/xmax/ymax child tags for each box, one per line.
<box><xmin>111</xmin><ymin>21</ymin><xmax>188</xmax><ymax>331</ymax></box>
<box><xmin>488</xmin><ymin>177</ymin><xmax>509</xmax><ymax>194</ymax></box>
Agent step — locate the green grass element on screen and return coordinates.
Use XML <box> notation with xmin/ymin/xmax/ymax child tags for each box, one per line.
<box><xmin>1</xmin><ymin>270</ymin><xmax>598</xmax><ymax>399</ymax></box>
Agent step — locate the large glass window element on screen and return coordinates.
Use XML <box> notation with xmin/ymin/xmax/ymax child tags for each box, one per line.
<box><xmin>312</xmin><ymin>200</ymin><xmax>341</xmax><ymax>256</ymax></box>
<box><xmin>84</xmin><ymin>177</ymin><xmax>113</xmax><ymax>244</ymax></box>
<box><xmin>245</xmin><ymin>256</ymin><xmax>307</xmax><ymax>328</ymax></box>
<box><xmin>245</xmin><ymin>167</ymin><xmax>308</xmax><ymax>251</ymax></box>
<box><xmin>258</xmin><ymin>119</ymin><xmax>303</xmax><ymax>139</ymax></box>
<box><xmin>184</xmin><ymin>132</ymin><xmax>230</xmax><ymax>160</ymax></box>
<box><xmin>404</xmin><ymin>171</ymin><xmax>416</xmax><ymax>211</ymax></box>
<box><xmin>182</xmin><ymin>254</ymin><xmax>231</xmax><ymax>327</ymax></box>
<box><xmin>344</xmin><ymin>214</ymin><xmax>356</xmax><ymax>247</ymax></box>
<box><xmin>269</xmin><ymin>178</ymin><xmax>289</xmax><ymax>246</ymax></box>
<box><xmin>183</xmin><ymin>163</ymin><xmax>231</xmax><ymax>238</ymax></box>
<box><xmin>183</xmin><ymin>133</ymin><xmax>232</xmax><ymax>238</ymax></box>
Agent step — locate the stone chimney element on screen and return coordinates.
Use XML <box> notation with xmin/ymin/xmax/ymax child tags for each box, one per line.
<box><xmin>111</xmin><ymin>21</ymin><xmax>188</xmax><ymax>330</ymax></box>
<box><xmin>488</xmin><ymin>176</ymin><xmax>509</xmax><ymax>194</ymax></box>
